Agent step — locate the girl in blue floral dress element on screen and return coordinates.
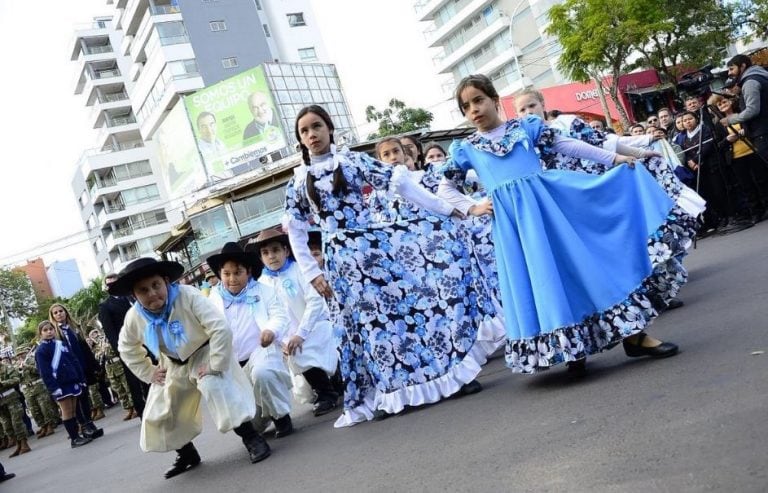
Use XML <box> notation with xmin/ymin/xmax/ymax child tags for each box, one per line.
<box><xmin>283</xmin><ymin>105</ymin><xmax>490</xmax><ymax>426</ymax></box>
<box><xmin>440</xmin><ymin>75</ymin><xmax>682</xmax><ymax>374</ymax></box>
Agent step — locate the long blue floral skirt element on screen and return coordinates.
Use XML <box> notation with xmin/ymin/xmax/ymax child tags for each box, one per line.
<box><xmin>326</xmin><ymin>215</ymin><xmax>494</xmax><ymax>427</ymax></box>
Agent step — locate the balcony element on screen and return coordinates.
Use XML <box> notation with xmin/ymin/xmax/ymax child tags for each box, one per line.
<box><xmin>425</xmin><ymin>0</ymin><xmax>493</xmax><ymax>47</ymax></box>
<box><xmin>150</xmin><ymin>4</ymin><xmax>181</xmax><ymax>15</ymax></box>
<box><xmin>493</xmin><ymin>71</ymin><xmax>533</xmax><ymax>97</ymax></box>
<box><xmin>476</xmin><ymin>44</ymin><xmax>521</xmax><ymax>80</ymax></box>
<box><xmin>89</xmin><ymin>175</ymin><xmax>118</xmax><ymax>196</ymax></box>
<box><xmin>436</xmin><ymin>18</ymin><xmax>510</xmax><ymax>74</ymax></box>
<box><xmin>90</xmin><ymin>91</ymin><xmax>131</xmax><ymax>128</ymax></box>
<box><xmin>414</xmin><ymin>0</ymin><xmax>450</xmax><ymax>21</ymax></box>
<box><xmin>123</xmin><ymin>0</ymin><xmax>149</xmax><ymax>36</ymax></box>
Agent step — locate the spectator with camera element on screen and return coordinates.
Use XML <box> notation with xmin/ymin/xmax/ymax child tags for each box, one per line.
<box><xmin>721</xmin><ymin>54</ymin><xmax>768</xmax><ymax>159</ymax></box>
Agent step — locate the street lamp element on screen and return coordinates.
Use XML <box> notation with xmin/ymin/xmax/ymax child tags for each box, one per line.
<box><xmin>503</xmin><ymin>0</ymin><xmax>529</xmax><ymax>89</ymax></box>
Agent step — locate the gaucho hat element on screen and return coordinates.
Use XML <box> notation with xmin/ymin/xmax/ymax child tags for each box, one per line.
<box><xmin>108</xmin><ymin>257</ymin><xmax>185</xmax><ymax>296</ymax></box>
<box><xmin>206</xmin><ymin>242</ymin><xmax>262</xmax><ymax>277</ymax></box>
<box><xmin>249</xmin><ymin>227</ymin><xmax>289</xmax><ymax>251</ymax></box>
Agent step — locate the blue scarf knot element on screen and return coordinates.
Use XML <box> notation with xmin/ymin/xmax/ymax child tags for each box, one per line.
<box><xmin>136</xmin><ymin>282</ymin><xmax>188</xmax><ymax>359</ymax></box>
<box><xmin>263</xmin><ymin>259</ymin><xmax>298</xmax><ymax>298</ymax></box>
<box><xmin>218</xmin><ymin>278</ymin><xmax>260</xmax><ymax>308</ymax></box>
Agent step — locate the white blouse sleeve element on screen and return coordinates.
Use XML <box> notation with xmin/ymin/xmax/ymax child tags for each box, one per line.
<box><xmin>297</xmin><ymin>271</ymin><xmax>330</xmax><ymax>340</ymax></box>
<box><xmin>437</xmin><ymin>177</ymin><xmax>478</xmax><ymax>215</ymax></box>
<box><xmin>391</xmin><ymin>166</ymin><xmax>455</xmax><ymax>216</ymax></box>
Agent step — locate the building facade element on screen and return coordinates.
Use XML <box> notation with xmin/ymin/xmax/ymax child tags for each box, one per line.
<box><xmin>71</xmin><ymin>0</ymin><xmax>329</xmax><ymax>275</ymax></box>
<box><xmin>13</xmin><ymin>259</ymin><xmax>53</xmax><ymax>302</ymax></box>
<box><xmin>46</xmin><ymin>259</ymin><xmax>85</xmax><ymax>299</ymax></box>
<box><xmin>414</xmin><ymin>0</ymin><xmax>566</xmax><ymax>110</ymax></box>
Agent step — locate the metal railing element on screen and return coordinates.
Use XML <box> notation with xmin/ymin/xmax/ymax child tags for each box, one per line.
<box><xmin>150</xmin><ymin>4</ymin><xmax>181</xmax><ymax>15</ymax></box>
<box><xmin>445</xmin><ymin>19</ymin><xmax>490</xmax><ymax>56</ymax></box>
<box><xmin>159</xmin><ymin>34</ymin><xmax>189</xmax><ymax>46</ymax></box>
<box><xmin>100</xmin><ymin>91</ymin><xmax>129</xmax><ymax>103</ymax></box>
<box><xmin>114</xmin><ymin>216</ymin><xmax>168</xmax><ymax>238</ymax></box>
<box><xmin>473</xmin><ymin>46</ymin><xmax>500</xmax><ymax>69</ymax></box>
<box><xmin>107</xmin><ymin>115</ymin><xmax>137</xmax><ymax>127</ymax></box>
<box><xmin>434</xmin><ymin>0</ymin><xmax>473</xmax><ymax>29</ymax></box>
<box><xmin>94</xmin><ymin>69</ymin><xmax>121</xmax><ymax>79</ymax></box>
<box><xmin>89</xmin><ymin>175</ymin><xmax>118</xmax><ymax>195</ymax></box>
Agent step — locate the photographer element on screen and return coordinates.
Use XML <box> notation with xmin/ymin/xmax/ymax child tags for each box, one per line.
<box><xmin>721</xmin><ymin>54</ymin><xmax>768</xmax><ymax>158</ymax></box>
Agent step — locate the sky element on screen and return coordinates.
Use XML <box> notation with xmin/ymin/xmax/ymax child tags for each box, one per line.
<box><xmin>0</xmin><ymin>0</ymin><xmax>452</xmax><ymax>282</ymax></box>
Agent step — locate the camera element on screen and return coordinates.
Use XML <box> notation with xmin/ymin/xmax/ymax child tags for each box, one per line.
<box><xmin>676</xmin><ymin>64</ymin><xmax>716</xmax><ymax>96</ymax></box>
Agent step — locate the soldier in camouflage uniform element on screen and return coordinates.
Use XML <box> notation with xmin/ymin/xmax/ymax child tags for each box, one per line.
<box><xmin>17</xmin><ymin>347</ymin><xmax>57</xmax><ymax>438</ymax></box>
<box><xmin>89</xmin><ymin>329</ymin><xmax>136</xmax><ymax>420</ymax></box>
<box><xmin>85</xmin><ymin>335</ymin><xmax>106</xmax><ymax>421</ymax></box>
<box><xmin>0</xmin><ymin>355</ymin><xmax>30</xmax><ymax>457</ymax></box>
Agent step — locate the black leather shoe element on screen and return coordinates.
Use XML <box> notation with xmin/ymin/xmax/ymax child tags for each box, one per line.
<box><xmin>312</xmin><ymin>398</ymin><xmax>338</xmax><ymax>417</ymax></box>
<box><xmin>273</xmin><ymin>415</ymin><xmax>293</xmax><ymax>438</ymax></box>
<box><xmin>0</xmin><ymin>473</ymin><xmax>15</xmax><ymax>483</ymax></box>
<box><xmin>164</xmin><ymin>444</ymin><xmax>201</xmax><ymax>479</ymax></box>
<box><xmin>458</xmin><ymin>379</ymin><xmax>483</xmax><ymax>396</ymax></box>
<box><xmin>623</xmin><ymin>333</ymin><xmax>678</xmax><ymax>358</ymax></box>
<box><xmin>82</xmin><ymin>423</ymin><xmax>104</xmax><ymax>439</ymax></box>
<box><xmin>566</xmin><ymin>358</ymin><xmax>587</xmax><ymax>376</ymax></box>
<box><xmin>666</xmin><ymin>298</ymin><xmax>684</xmax><ymax>310</ymax></box>
<box><xmin>243</xmin><ymin>434</ymin><xmax>271</xmax><ymax>463</ymax></box>
<box><xmin>372</xmin><ymin>409</ymin><xmax>392</xmax><ymax>421</ymax></box>
<box><xmin>70</xmin><ymin>436</ymin><xmax>93</xmax><ymax>448</ymax></box>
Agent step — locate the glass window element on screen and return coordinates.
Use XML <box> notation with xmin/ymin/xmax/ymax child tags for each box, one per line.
<box><xmin>318</xmin><ymin>77</ymin><xmax>329</xmax><ymax>90</ymax></box>
<box><xmin>297</xmin><ymin>77</ymin><xmax>308</xmax><ymax>89</ymax></box>
<box><xmin>285</xmin><ymin>76</ymin><xmax>298</xmax><ymax>90</ymax></box>
<box><xmin>222</xmin><ymin>56</ymin><xmax>239</xmax><ymax>69</ymax></box>
<box><xmin>263</xmin><ymin>24</ymin><xmax>271</xmax><ymax>37</ymax></box>
<box><xmin>298</xmin><ymin>47</ymin><xmax>317</xmax><ymax>61</ymax></box>
<box><xmin>287</xmin><ymin>13</ymin><xmax>306</xmax><ymax>27</ymax></box>
<box><xmin>274</xmin><ymin>77</ymin><xmax>286</xmax><ymax>90</ymax></box>
<box><xmin>209</xmin><ymin>20</ymin><xmax>227</xmax><ymax>32</ymax></box>
<box><xmin>313</xmin><ymin>65</ymin><xmax>324</xmax><ymax>77</ymax></box>
<box><xmin>300</xmin><ymin>90</ymin><xmax>312</xmax><ymax>101</ymax></box>
<box><xmin>190</xmin><ymin>206</ymin><xmax>238</xmax><ymax>255</ymax></box>
<box><xmin>311</xmin><ymin>89</ymin><xmax>322</xmax><ymax>101</ymax></box>
<box><xmin>323</xmin><ymin>65</ymin><xmax>334</xmax><ymax>77</ymax></box>
<box><xmin>308</xmin><ymin>78</ymin><xmax>319</xmax><ymax>90</ymax></box>
<box><xmin>156</xmin><ymin>21</ymin><xmax>187</xmax><ymax>44</ymax></box>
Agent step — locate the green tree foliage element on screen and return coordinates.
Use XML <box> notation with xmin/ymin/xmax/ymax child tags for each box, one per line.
<box><xmin>733</xmin><ymin>0</ymin><xmax>768</xmax><ymax>41</ymax></box>
<box><xmin>67</xmin><ymin>278</ymin><xmax>105</xmax><ymax>330</ymax></box>
<box><xmin>15</xmin><ymin>296</ymin><xmax>66</xmax><ymax>346</ymax></box>
<box><xmin>629</xmin><ymin>0</ymin><xmax>735</xmax><ymax>81</ymax></box>
<box><xmin>547</xmin><ymin>0</ymin><xmax>636</xmax><ymax>127</ymax></box>
<box><xmin>365</xmin><ymin>98</ymin><xmax>433</xmax><ymax>140</ymax></box>
<box><xmin>0</xmin><ymin>268</ymin><xmax>37</xmax><ymax>328</ymax></box>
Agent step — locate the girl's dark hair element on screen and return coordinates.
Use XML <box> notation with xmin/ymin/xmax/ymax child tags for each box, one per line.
<box><xmin>374</xmin><ymin>137</ymin><xmax>404</xmax><ymax>161</ymax></box>
<box><xmin>400</xmin><ymin>135</ymin><xmax>424</xmax><ymax>169</ymax></box>
<box><xmin>423</xmin><ymin>141</ymin><xmax>446</xmax><ymax>160</ymax></box>
<box><xmin>455</xmin><ymin>74</ymin><xmax>499</xmax><ymax>115</ymax></box>
<box><xmin>295</xmin><ymin>105</ymin><xmax>345</xmax><ymax>208</ymax></box>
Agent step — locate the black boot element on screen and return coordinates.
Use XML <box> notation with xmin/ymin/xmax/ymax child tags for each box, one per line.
<box><xmin>272</xmin><ymin>414</ymin><xmax>294</xmax><ymax>438</ymax></box>
<box><xmin>164</xmin><ymin>442</ymin><xmax>201</xmax><ymax>479</ymax></box>
<box><xmin>233</xmin><ymin>422</ymin><xmax>271</xmax><ymax>463</ymax></box>
<box><xmin>63</xmin><ymin>418</ymin><xmax>92</xmax><ymax>448</ymax></box>
<box><xmin>303</xmin><ymin>368</ymin><xmax>339</xmax><ymax>417</ymax></box>
<box><xmin>82</xmin><ymin>421</ymin><xmax>104</xmax><ymax>440</ymax></box>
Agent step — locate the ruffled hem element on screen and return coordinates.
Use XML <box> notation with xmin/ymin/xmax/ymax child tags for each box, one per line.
<box><xmin>505</xmin><ymin>206</ymin><xmax>691</xmax><ymax>374</ymax></box>
<box><xmin>333</xmin><ymin>341</ymin><xmax>488</xmax><ymax>428</ymax></box>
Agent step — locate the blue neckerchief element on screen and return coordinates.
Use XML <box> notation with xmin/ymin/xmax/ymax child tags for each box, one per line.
<box><xmin>262</xmin><ymin>258</ymin><xmax>294</xmax><ymax>277</ymax></box>
<box><xmin>217</xmin><ymin>278</ymin><xmax>260</xmax><ymax>308</ymax></box>
<box><xmin>135</xmin><ymin>282</ymin><xmax>187</xmax><ymax>359</ymax></box>
<box><xmin>262</xmin><ymin>259</ymin><xmax>299</xmax><ymax>298</ymax></box>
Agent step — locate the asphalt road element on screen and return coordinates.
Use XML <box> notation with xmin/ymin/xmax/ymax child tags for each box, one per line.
<box><xmin>3</xmin><ymin>221</ymin><xmax>767</xmax><ymax>493</ymax></box>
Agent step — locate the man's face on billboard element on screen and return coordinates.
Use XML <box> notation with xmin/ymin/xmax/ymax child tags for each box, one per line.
<box><xmin>249</xmin><ymin>93</ymin><xmax>272</xmax><ymax>123</ymax></box>
<box><xmin>198</xmin><ymin>114</ymin><xmax>217</xmax><ymax>142</ymax></box>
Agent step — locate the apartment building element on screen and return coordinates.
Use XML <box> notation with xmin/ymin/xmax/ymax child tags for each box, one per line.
<box><xmin>414</xmin><ymin>0</ymin><xmax>566</xmax><ymax>106</ymax></box>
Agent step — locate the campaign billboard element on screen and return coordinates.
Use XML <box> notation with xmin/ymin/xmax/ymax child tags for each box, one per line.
<box><xmin>154</xmin><ymin>102</ymin><xmax>207</xmax><ymax>203</ymax></box>
<box><xmin>184</xmin><ymin>66</ymin><xmax>287</xmax><ymax>180</ymax></box>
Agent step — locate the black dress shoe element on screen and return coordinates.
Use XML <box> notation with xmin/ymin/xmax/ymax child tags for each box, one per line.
<box><xmin>0</xmin><ymin>473</ymin><xmax>15</xmax><ymax>483</ymax></box>
<box><xmin>566</xmin><ymin>358</ymin><xmax>587</xmax><ymax>376</ymax></box>
<box><xmin>273</xmin><ymin>414</ymin><xmax>293</xmax><ymax>438</ymax></box>
<box><xmin>165</xmin><ymin>443</ymin><xmax>201</xmax><ymax>479</ymax></box>
<box><xmin>312</xmin><ymin>398</ymin><xmax>338</xmax><ymax>417</ymax></box>
<box><xmin>243</xmin><ymin>434</ymin><xmax>271</xmax><ymax>463</ymax></box>
<box><xmin>665</xmin><ymin>298</ymin><xmax>684</xmax><ymax>310</ymax></box>
<box><xmin>372</xmin><ymin>409</ymin><xmax>392</xmax><ymax>421</ymax></box>
<box><xmin>70</xmin><ymin>436</ymin><xmax>93</xmax><ymax>448</ymax></box>
<box><xmin>83</xmin><ymin>423</ymin><xmax>104</xmax><ymax>439</ymax></box>
<box><xmin>458</xmin><ymin>379</ymin><xmax>483</xmax><ymax>396</ymax></box>
<box><xmin>623</xmin><ymin>333</ymin><xmax>678</xmax><ymax>358</ymax></box>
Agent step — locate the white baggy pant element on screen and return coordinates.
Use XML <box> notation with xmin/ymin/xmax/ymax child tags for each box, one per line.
<box><xmin>244</xmin><ymin>344</ymin><xmax>293</xmax><ymax>425</ymax></box>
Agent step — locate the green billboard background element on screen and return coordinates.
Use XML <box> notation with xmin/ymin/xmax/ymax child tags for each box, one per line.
<box><xmin>184</xmin><ymin>66</ymin><xmax>286</xmax><ymax>179</ymax></box>
<box><xmin>155</xmin><ymin>101</ymin><xmax>207</xmax><ymax>203</ymax></box>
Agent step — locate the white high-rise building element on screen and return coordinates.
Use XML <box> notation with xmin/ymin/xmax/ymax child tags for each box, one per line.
<box><xmin>414</xmin><ymin>0</ymin><xmax>566</xmax><ymax>105</ymax></box>
<box><xmin>70</xmin><ymin>1</ymin><xmax>329</xmax><ymax>275</ymax></box>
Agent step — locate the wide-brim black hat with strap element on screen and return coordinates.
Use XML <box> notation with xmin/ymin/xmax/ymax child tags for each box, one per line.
<box><xmin>249</xmin><ymin>227</ymin><xmax>289</xmax><ymax>251</ymax></box>
<box><xmin>108</xmin><ymin>257</ymin><xmax>185</xmax><ymax>296</ymax></box>
<box><xmin>206</xmin><ymin>242</ymin><xmax>263</xmax><ymax>277</ymax></box>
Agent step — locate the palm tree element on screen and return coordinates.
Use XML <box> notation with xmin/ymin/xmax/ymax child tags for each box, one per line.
<box><xmin>67</xmin><ymin>278</ymin><xmax>105</xmax><ymax>330</ymax></box>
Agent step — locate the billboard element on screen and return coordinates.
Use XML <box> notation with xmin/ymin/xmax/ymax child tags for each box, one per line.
<box><xmin>184</xmin><ymin>66</ymin><xmax>287</xmax><ymax>179</ymax></box>
<box><xmin>154</xmin><ymin>102</ymin><xmax>207</xmax><ymax>203</ymax></box>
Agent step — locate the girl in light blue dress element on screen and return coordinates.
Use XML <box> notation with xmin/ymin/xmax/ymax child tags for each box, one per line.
<box><xmin>439</xmin><ymin>75</ymin><xmax>681</xmax><ymax>374</ymax></box>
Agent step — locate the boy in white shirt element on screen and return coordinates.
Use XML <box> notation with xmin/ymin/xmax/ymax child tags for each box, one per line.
<box><xmin>253</xmin><ymin>228</ymin><xmax>340</xmax><ymax>417</ymax></box>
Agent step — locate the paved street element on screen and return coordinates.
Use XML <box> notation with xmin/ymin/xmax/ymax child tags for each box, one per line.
<box><xmin>4</xmin><ymin>222</ymin><xmax>767</xmax><ymax>493</ymax></box>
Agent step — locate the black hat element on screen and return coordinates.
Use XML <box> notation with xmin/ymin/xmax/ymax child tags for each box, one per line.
<box><xmin>108</xmin><ymin>257</ymin><xmax>185</xmax><ymax>296</ymax></box>
<box><xmin>249</xmin><ymin>227</ymin><xmax>289</xmax><ymax>251</ymax></box>
<box><xmin>206</xmin><ymin>242</ymin><xmax>262</xmax><ymax>277</ymax></box>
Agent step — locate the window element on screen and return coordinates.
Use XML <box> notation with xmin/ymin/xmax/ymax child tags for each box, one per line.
<box><xmin>254</xmin><ymin>0</ymin><xmax>261</xmax><ymax>9</ymax></box>
<box><xmin>298</xmin><ymin>47</ymin><xmax>317</xmax><ymax>61</ymax></box>
<box><xmin>287</xmin><ymin>13</ymin><xmax>306</xmax><ymax>27</ymax></box>
<box><xmin>222</xmin><ymin>56</ymin><xmax>239</xmax><ymax>68</ymax></box>
<box><xmin>263</xmin><ymin>23</ymin><xmax>271</xmax><ymax>37</ymax></box>
<box><xmin>209</xmin><ymin>20</ymin><xmax>227</xmax><ymax>31</ymax></box>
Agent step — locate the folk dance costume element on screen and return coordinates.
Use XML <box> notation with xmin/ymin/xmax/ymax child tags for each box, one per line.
<box><xmin>113</xmin><ymin>258</ymin><xmax>269</xmax><ymax>477</ymax></box>
<box><xmin>207</xmin><ymin>243</ymin><xmax>294</xmax><ymax>437</ymax></box>
<box><xmin>284</xmin><ymin>145</ymin><xmax>491</xmax><ymax>427</ymax></box>
<box><xmin>439</xmin><ymin>116</ymin><xmax>686</xmax><ymax>373</ymax></box>
<box><xmin>370</xmin><ymin>163</ymin><xmax>506</xmax><ymax>352</ymax></box>
<box><xmin>253</xmin><ymin>229</ymin><xmax>340</xmax><ymax>416</ymax></box>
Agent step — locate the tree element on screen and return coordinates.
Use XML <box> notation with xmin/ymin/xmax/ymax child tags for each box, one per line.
<box><xmin>733</xmin><ymin>0</ymin><xmax>768</xmax><ymax>42</ymax></box>
<box><xmin>629</xmin><ymin>0</ymin><xmax>736</xmax><ymax>82</ymax></box>
<box><xmin>547</xmin><ymin>0</ymin><xmax>636</xmax><ymax>128</ymax></box>
<box><xmin>0</xmin><ymin>268</ymin><xmax>37</xmax><ymax>344</ymax></box>
<box><xmin>67</xmin><ymin>278</ymin><xmax>105</xmax><ymax>330</ymax></box>
<box><xmin>15</xmin><ymin>296</ymin><xmax>66</xmax><ymax>346</ymax></box>
<box><xmin>365</xmin><ymin>98</ymin><xmax>433</xmax><ymax>140</ymax></box>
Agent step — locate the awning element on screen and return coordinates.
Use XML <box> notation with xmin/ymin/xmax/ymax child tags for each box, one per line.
<box><xmin>623</xmin><ymin>82</ymin><xmax>675</xmax><ymax>95</ymax></box>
